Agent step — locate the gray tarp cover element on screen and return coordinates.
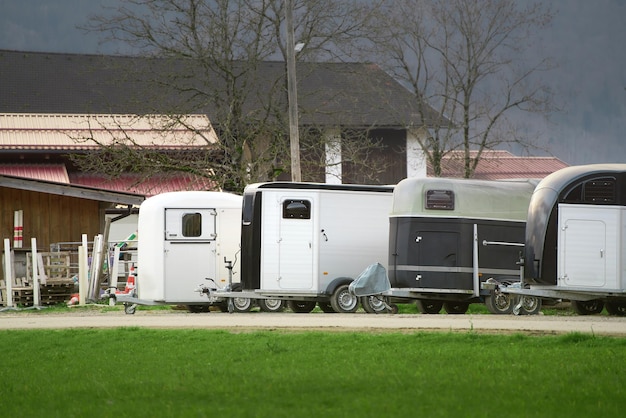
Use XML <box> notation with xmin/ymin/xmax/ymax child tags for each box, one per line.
<box><xmin>349</xmin><ymin>263</ymin><xmax>391</xmax><ymax>297</ymax></box>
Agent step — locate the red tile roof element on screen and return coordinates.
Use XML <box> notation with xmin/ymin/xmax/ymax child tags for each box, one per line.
<box><xmin>0</xmin><ymin>163</ymin><xmax>217</xmax><ymax>197</ymax></box>
<box><xmin>427</xmin><ymin>150</ymin><xmax>569</xmax><ymax>180</ymax></box>
<box><xmin>69</xmin><ymin>172</ymin><xmax>218</xmax><ymax>197</ymax></box>
<box><xmin>0</xmin><ymin>113</ymin><xmax>218</xmax><ymax>151</ymax></box>
<box><xmin>0</xmin><ymin>163</ymin><xmax>70</xmax><ymax>183</ymax></box>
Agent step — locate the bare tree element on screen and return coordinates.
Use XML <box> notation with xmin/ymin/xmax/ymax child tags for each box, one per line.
<box><xmin>367</xmin><ymin>0</ymin><xmax>556</xmax><ymax>177</ymax></box>
<box><xmin>80</xmin><ymin>0</ymin><xmax>383</xmax><ymax>191</ymax></box>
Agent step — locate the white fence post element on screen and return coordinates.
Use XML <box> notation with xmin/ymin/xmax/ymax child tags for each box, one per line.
<box><xmin>3</xmin><ymin>238</ymin><xmax>13</xmax><ymax>308</ymax></box>
<box><xmin>78</xmin><ymin>245</ymin><xmax>88</xmax><ymax>306</ymax></box>
<box><xmin>31</xmin><ymin>238</ymin><xmax>40</xmax><ymax>308</ymax></box>
<box><xmin>80</xmin><ymin>234</ymin><xmax>89</xmax><ymax>305</ymax></box>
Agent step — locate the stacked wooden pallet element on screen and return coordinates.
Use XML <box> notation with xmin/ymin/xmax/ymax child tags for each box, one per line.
<box><xmin>1</xmin><ymin>252</ymin><xmax>77</xmax><ymax>307</ymax></box>
<box><xmin>1</xmin><ymin>277</ymin><xmax>76</xmax><ymax>307</ymax></box>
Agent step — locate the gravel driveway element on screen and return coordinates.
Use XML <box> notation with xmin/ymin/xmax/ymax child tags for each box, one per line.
<box><xmin>1</xmin><ymin>310</ymin><xmax>625</xmax><ymax>336</ymax></box>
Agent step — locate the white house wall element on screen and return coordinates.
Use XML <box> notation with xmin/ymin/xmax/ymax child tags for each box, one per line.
<box><xmin>406</xmin><ymin>128</ymin><xmax>428</xmax><ymax>178</ymax></box>
<box><xmin>324</xmin><ymin>128</ymin><xmax>342</xmax><ymax>184</ymax></box>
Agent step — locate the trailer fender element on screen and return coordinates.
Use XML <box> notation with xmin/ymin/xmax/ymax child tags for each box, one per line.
<box><xmin>324</xmin><ymin>277</ymin><xmax>354</xmax><ymax>296</ymax></box>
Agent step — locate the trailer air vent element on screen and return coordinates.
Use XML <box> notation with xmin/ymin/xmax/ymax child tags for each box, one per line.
<box><xmin>583</xmin><ymin>178</ymin><xmax>616</xmax><ymax>203</ymax></box>
<box><xmin>283</xmin><ymin>199</ymin><xmax>311</xmax><ymax>219</ymax></box>
<box><xmin>563</xmin><ymin>176</ymin><xmax>617</xmax><ymax>204</ymax></box>
<box><xmin>425</xmin><ymin>190</ymin><xmax>455</xmax><ymax>210</ymax></box>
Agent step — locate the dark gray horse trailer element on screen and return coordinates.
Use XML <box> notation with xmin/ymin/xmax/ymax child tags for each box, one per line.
<box><xmin>518</xmin><ymin>164</ymin><xmax>626</xmax><ymax>315</ymax></box>
<box><xmin>388</xmin><ymin>177</ymin><xmax>537</xmax><ymax>314</ymax></box>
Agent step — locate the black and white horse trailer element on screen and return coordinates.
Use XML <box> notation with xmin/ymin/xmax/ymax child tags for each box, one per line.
<box><xmin>386</xmin><ymin>176</ymin><xmax>538</xmax><ymax>314</ymax></box>
<box><xmin>498</xmin><ymin>164</ymin><xmax>626</xmax><ymax>315</ymax></box>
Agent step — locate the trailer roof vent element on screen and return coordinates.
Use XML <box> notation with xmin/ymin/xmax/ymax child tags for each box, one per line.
<box><xmin>565</xmin><ymin>176</ymin><xmax>616</xmax><ymax>204</ymax></box>
<box><xmin>425</xmin><ymin>189</ymin><xmax>455</xmax><ymax>210</ymax></box>
<box><xmin>584</xmin><ymin>178</ymin><xmax>616</xmax><ymax>203</ymax></box>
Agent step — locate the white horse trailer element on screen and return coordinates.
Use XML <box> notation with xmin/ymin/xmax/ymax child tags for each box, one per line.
<box><xmin>114</xmin><ymin>191</ymin><xmax>242</xmax><ymax>313</ymax></box>
<box><xmin>495</xmin><ymin>164</ymin><xmax>626</xmax><ymax>315</ymax></box>
<box><xmin>233</xmin><ymin>182</ymin><xmax>394</xmax><ymax>313</ymax></box>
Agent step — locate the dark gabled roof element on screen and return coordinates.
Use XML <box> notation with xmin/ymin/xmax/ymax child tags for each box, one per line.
<box><xmin>0</xmin><ymin>49</ymin><xmax>438</xmax><ymax>129</ymax></box>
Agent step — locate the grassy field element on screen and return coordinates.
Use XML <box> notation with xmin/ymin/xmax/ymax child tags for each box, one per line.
<box><xmin>1</xmin><ymin>328</ymin><xmax>625</xmax><ymax>417</ymax></box>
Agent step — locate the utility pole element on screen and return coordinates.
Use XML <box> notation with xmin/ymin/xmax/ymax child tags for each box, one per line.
<box><xmin>285</xmin><ymin>0</ymin><xmax>301</xmax><ymax>182</ymax></box>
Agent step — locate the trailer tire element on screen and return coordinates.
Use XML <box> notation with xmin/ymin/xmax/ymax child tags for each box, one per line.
<box><xmin>605</xmin><ymin>300</ymin><xmax>626</xmax><ymax>316</ymax></box>
<box><xmin>571</xmin><ymin>300</ymin><xmax>604</xmax><ymax>315</ymax></box>
<box><xmin>232</xmin><ymin>297</ymin><xmax>253</xmax><ymax>312</ymax></box>
<box><xmin>124</xmin><ymin>303</ymin><xmax>137</xmax><ymax>315</ymax></box>
<box><xmin>485</xmin><ymin>291</ymin><xmax>515</xmax><ymax>314</ymax></box>
<box><xmin>416</xmin><ymin>299</ymin><xmax>443</xmax><ymax>314</ymax></box>
<box><xmin>318</xmin><ymin>302</ymin><xmax>336</xmax><ymax>313</ymax></box>
<box><xmin>229</xmin><ymin>283</ymin><xmax>253</xmax><ymax>312</ymax></box>
<box><xmin>518</xmin><ymin>296</ymin><xmax>542</xmax><ymax>315</ymax></box>
<box><xmin>258</xmin><ymin>299</ymin><xmax>286</xmax><ymax>313</ymax></box>
<box><xmin>443</xmin><ymin>301</ymin><xmax>469</xmax><ymax>314</ymax></box>
<box><xmin>360</xmin><ymin>296</ymin><xmax>388</xmax><ymax>314</ymax></box>
<box><xmin>330</xmin><ymin>284</ymin><xmax>359</xmax><ymax>313</ymax></box>
<box><xmin>289</xmin><ymin>300</ymin><xmax>317</xmax><ymax>313</ymax></box>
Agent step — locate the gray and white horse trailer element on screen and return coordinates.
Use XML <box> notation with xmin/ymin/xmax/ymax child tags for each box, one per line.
<box><xmin>506</xmin><ymin>164</ymin><xmax>626</xmax><ymax>315</ymax></box>
<box><xmin>239</xmin><ymin>182</ymin><xmax>394</xmax><ymax>313</ymax></box>
<box><xmin>388</xmin><ymin>177</ymin><xmax>538</xmax><ymax>314</ymax></box>
<box><xmin>115</xmin><ymin>191</ymin><xmax>243</xmax><ymax>312</ymax></box>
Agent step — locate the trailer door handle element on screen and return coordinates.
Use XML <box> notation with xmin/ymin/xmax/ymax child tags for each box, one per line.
<box><xmin>600</xmin><ymin>249</ymin><xmax>604</xmax><ymax>258</ymax></box>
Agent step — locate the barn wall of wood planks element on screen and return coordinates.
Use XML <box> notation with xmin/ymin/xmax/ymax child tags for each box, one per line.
<box><xmin>0</xmin><ymin>187</ymin><xmax>108</xmax><ymax>253</ymax></box>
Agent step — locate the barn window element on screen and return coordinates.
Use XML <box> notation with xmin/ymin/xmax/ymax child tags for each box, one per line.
<box><xmin>425</xmin><ymin>190</ymin><xmax>455</xmax><ymax>210</ymax></box>
<box><xmin>182</xmin><ymin>213</ymin><xmax>202</xmax><ymax>237</ymax></box>
<box><xmin>283</xmin><ymin>199</ymin><xmax>311</xmax><ymax>219</ymax></box>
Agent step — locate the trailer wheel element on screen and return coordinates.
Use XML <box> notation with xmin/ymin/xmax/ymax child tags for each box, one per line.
<box><xmin>124</xmin><ymin>303</ymin><xmax>137</xmax><ymax>315</ymax></box>
<box><xmin>571</xmin><ymin>300</ymin><xmax>604</xmax><ymax>315</ymax></box>
<box><xmin>232</xmin><ymin>297</ymin><xmax>253</xmax><ymax>312</ymax></box>
<box><xmin>485</xmin><ymin>291</ymin><xmax>515</xmax><ymax>314</ymax></box>
<box><xmin>318</xmin><ymin>302</ymin><xmax>336</xmax><ymax>313</ymax></box>
<box><xmin>330</xmin><ymin>284</ymin><xmax>359</xmax><ymax>313</ymax></box>
<box><xmin>289</xmin><ymin>300</ymin><xmax>317</xmax><ymax>313</ymax></box>
<box><xmin>258</xmin><ymin>299</ymin><xmax>286</xmax><ymax>313</ymax></box>
<box><xmin>360</xmin><ymin>296</ymin><xmax>388</xmax><ymax>314</ymax></box>
<box><xmin>518</xmin><ymin>296</ymin><xmax>542</xmax><ymax>315</ymax></box>
<box><xmin>416</xmin><ymin>299</ymin><xmax>443</xmax><ymax>314</ymax></box>
<box><xmin>229</xmin><ymin>283</ymin><xmax>253</xmax><ymax>312</ymax></box>
<box><xmin>443</xmin><ymin>301</ymin><xmax>469</xmax><ymax>314</ymax></box>
<box><xmin>605</xmin><ymin>300</ymin><xmax>626</xmax><ymax>316</ymax></box>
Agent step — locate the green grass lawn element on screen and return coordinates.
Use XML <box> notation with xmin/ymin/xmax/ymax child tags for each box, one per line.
<box><xmin>1</xmin><ymin>328</ymin><xmax>625</xmax><ymax>417</ymax></box>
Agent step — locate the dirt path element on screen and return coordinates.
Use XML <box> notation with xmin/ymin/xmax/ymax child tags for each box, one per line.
<box><xmin>1</xmin><ymin>310</ymin><xmax>626</xmax><ymax>336</ymax></box>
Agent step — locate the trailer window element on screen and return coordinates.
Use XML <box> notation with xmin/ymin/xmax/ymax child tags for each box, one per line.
<box><xmin>563</xmin><ymin>177</ymin><xmax>616</xmax><ymax>204</ymax></box>
<box><xmin>283</xmin><ymin>200</ymin><xmax>311</xmax><ymax>219</ymax></box>
<box><xmin>182</xmin><ymin>213</ymin><xmax>202</xmax><ymax>237</ymax></box>
<box><xmin>425</xmin><ymin>190</ymin><xmax>455</xmax><ymax>210</ymax></box>
<box><xmin>242</xmin><ymin>193</ymin><xmax>255</xmax><ymax>225</ymax></box>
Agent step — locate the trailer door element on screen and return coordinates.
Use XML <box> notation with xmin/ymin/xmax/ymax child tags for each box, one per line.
<box><xmin>163</xmin><ymin>208</ymin><xmax>217</xmax><ymax>302</ymax></box>
<box><xmin>413</xmin><ymin>230</ymin><xmax>461</xmax><ymax>289</ymax></box>
<box><xmin>559</xmin><ymin>205</ymin><xmax>609</xmax><ymax>288</ymax></box>
<box><xmin>262</xmin><ymin>196</ymin><xmax>314</xmax><ymax>290</ymax></box>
